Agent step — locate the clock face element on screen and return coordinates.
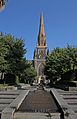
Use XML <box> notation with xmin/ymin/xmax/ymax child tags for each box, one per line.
<box><xmin>38</xmin><ymin>49</ymin><xmax>46</xmax><ymax>59</ymax></box>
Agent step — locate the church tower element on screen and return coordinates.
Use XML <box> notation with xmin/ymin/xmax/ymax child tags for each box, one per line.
<box><xmin>33</xmin><ymin>14</ymin><xmax>47</xmax><ymax>83</ymax></box>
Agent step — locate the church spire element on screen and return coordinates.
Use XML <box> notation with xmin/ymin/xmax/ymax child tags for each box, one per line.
<box><xmin>39</xmin><ymin>13</ymin><xmax>45</xmax><ymax>36</ymax></box>
<box><xmin>33</xmin><ymin>14</ymin><xmax>48</xmax><ymax>82</ymax></box>
<box><xmin>38</xmin><ymin>13</ymin><xmax>46</xmax><ymax>46</ymax></box>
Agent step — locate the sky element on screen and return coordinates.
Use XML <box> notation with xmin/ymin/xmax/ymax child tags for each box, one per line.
<box><xmin>0</xmin><ymin>0</ymin><xmax>77</xmax><ymax>60</ymax></box>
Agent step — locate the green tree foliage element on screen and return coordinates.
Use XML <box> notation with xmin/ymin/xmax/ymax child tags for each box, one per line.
<box><xmin>5</xmin><ymin>37</ymin><xmax>26</xmax><ymax>75</ymax></box>
<box><xmin>44</xmin><ymin>45</ymin><xmax>77</xmax><ymax>84</ymax></box>
<box><xmin>0</xmin><ymin>33</ymin><xmax>36</xmax><ymax>84</ymax></box>
<box><xmin>20</xmin><ymin>63</ymin><xmax>37</xmax><ymax>84</ymax></box>
<box><xmin>0</xmin><ymin>33</ymin><xmax>9</xmax><ymax>80</ymax></box>
<box><xmin>0</xmin><ymin>33</ymin><xmax>26</xmax><ymax>72</ymax></box>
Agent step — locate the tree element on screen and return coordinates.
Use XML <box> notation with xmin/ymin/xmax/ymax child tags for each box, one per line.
<box><xmin>20</xmin><ymin>62</ymin><xmax>37</xmax><ymax>84</ymax></box>
<box><xmin>0</xmin><ymin>33</ymin><xmax>37</xmax><ymax>85</ymax></box>
<box><xmin>5</xmin><ymin>36</ymin><xmax>26</xmax><ymax>75</ymax></box>
<box><xmin>44</xmin><ymin>46</ymin><xmax>77</xmax><ymax>84</ymax></box>
<box><xmin>0</xmin><ymin>33</ymin><xmax>9</xmax><ymax>80</ymax></box>
<box><xmin>0</xmin><ymin>33</ymin><xmax>26</xmax><ymax>84</ymax></box>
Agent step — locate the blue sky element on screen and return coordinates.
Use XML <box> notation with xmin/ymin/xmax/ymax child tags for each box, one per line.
<box><xmin>0</xmin><ymin>0</ymin><xmax>77</xmax><ymax>60</ymax></box>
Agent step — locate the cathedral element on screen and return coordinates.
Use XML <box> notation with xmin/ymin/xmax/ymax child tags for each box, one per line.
<box><xmin>33</xmin><ymin>14</ymin><xmax>48</xmax><ymax>83</ymax></box>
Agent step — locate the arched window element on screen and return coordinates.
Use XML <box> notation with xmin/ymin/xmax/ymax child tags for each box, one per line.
<box><xmin>38</xmin><ymin>63</ymin><xmax>44</xmax><ymax>76</ymax></box>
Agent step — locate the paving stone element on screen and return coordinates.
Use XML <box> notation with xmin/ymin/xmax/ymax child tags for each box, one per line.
<box><xmin>2</xmin><ymin>107</ymin><xmax>15</xmax><ymax>119</ymax></box>
<box><xmin>14</xmin><ymin>112</ymin><xmax>60</xmax><ymax>119</ymax></box>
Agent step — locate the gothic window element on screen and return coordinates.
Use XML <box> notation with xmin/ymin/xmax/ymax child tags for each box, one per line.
<box><xmin>38</xmin><ymin>50</ymin><xmax>43</xmax><ymax>59</ymax></box>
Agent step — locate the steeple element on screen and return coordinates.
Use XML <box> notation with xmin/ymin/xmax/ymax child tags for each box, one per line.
<box><xmin>39</xmin><ymin>13</ymin><xmax>45</xmax><ymax>36</ymax></box>
<box><xmin>37</xmin><ymin>13</ymin><xmax>46</xmax><ymax>46</ymax></box>
<box><xmin>33</xmin><ymin>13</ymin><xmax>48</xmax><ymax>83</ymax></box>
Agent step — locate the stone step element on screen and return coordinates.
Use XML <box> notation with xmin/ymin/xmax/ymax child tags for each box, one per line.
<box><xmin>0</xmin><ymin>99</ymin><xmax>13</xmax><ymax>104</ymax></box>
<box><xmin>0</xmin><ymin>90</ymin><xmax>21</xmax><ymax>95</ymax></box>
<box><xmin>63</xmin><ymin>96</ymin><xmax>77</xmax><ymax>99</ymax></box>
<box><xmin>0</xmin><ymin>95</ymin><xmax>17</xmax><ymax>99</ymax></box>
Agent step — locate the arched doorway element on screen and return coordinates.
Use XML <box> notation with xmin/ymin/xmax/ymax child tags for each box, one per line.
<box><xmin>37</xmin><ymin>63</ymin><xmax>45</xmax><ymax>83</ymax></box>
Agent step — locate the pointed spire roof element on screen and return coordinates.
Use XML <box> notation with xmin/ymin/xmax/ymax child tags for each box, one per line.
<box><xmin>39</xmin><ymin>13</ymin><xmax>45</xmax><ymax>36</ymax></box>
<box><xmin>37</xmin><ymin>13</ymin><xmax>46</xmax><ymax>47</ymax></box>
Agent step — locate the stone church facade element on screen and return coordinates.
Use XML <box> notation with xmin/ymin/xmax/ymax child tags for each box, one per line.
<box><xmin>33</xmin><ymin>14</ymin><xmax>48</xmax><ymax>83</ymax></box>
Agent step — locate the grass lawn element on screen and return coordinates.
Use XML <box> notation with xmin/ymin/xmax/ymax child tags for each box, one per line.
<box><xmin>0</xmin><ymin>84</ymin><xmax>8</xmax><ymax>88</ymax></box>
